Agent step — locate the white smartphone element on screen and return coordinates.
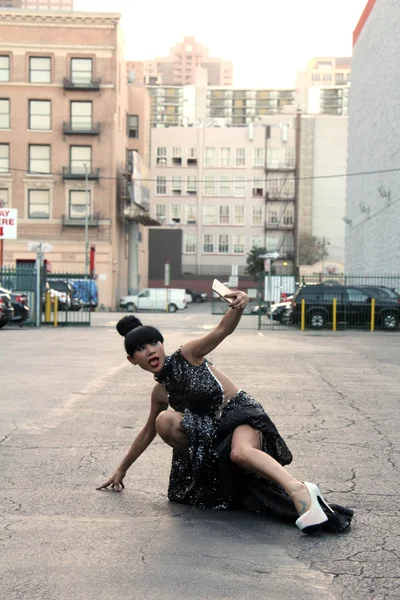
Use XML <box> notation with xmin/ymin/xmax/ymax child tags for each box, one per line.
<box><xmin>212</xmin><ymin>279</ymin><xmax>233</xmax><ymax>303</ymax></box>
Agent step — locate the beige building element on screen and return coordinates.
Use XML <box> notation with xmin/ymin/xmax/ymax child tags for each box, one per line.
<box><xmin>0</xmin><ymin>9</ymin><xmax>151</xmax><ymax>308</ymax></box>
<box><xmin>303</xmin><ymin>56</ymin><xmax>351</xmax><ymax>87</ymax></box>
<box><xmin>0</xmin><ymin>0</ymin><xmax>73</xmax><ymax>9</ymax></box>
<box><xmin>150</xmin><ymin>114</ymin><xmax>348</xmax><ymax>278</ymax></box>
<box><xmin>135</xmin><ymin>37</ymin><xmax>233</xmax><ymax>87</ymax></box>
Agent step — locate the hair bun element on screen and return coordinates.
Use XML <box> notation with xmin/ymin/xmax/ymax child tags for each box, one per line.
<box><xmin>116</xmin><ymin>315</ymin><xmax>143</xmax><ymax>337</ymax></box>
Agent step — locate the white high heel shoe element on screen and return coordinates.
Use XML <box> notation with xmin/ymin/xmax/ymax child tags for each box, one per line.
<box><xmin>295</xmin><ymin>482</ymin><xmax>334</xmax><ymax>534</ymax></box>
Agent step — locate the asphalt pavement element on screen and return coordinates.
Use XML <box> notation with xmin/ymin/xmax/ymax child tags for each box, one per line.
<box><xmin>1</xmin><ymin>306</ymin><xmax>400</xmax><ymax>599</ymax></box>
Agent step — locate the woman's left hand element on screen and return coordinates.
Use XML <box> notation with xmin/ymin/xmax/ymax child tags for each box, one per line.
<box><xmin>225</xmin><ymin>290</ymin><xmax>249</xmax><ymax>310</ymax></box>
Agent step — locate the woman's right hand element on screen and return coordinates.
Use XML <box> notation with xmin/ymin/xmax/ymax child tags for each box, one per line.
<box><xmin>96</xmin><ymin>468</ymin><xmax>126</xmax><ymax>492</ymax></box>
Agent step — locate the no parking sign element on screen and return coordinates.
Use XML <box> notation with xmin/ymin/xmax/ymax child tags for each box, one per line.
<box><xmin>0</xmin><ymin>208</ymin><xmax>17</xmax><ymax>239</ymax></box>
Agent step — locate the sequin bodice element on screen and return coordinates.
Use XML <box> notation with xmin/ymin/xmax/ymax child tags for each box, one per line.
<box><xmin>155</xmin><ymin>349</ymin><xmax>224</xmax><ymax>416</ymax></box>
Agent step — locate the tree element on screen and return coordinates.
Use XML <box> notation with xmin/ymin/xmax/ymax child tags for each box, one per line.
<box><xmin>245</xmin><ymin>247</ymin><xmax>267</xmax><ymax>281</ymax></box>
<box><xmin>299</xmin><ymin>234</ymin><xmax>329</xmax><ymax>266</ymax></box>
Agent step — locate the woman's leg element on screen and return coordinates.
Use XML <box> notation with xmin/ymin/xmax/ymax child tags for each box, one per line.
<box><xmin>155</xmin><ymin>410</ymin><xmax>188</xmax><ymax>456</ymax></box>
<box><xmin>230</xmin><ymin>424</ymin><xmax>312</xmax><ymax>516</ymax></box>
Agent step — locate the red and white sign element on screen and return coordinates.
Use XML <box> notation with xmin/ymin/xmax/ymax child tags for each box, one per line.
<box><xmin>0</xmin><ymin>209</ymin><xmax>17</xmax><ymax>240</ymax></box>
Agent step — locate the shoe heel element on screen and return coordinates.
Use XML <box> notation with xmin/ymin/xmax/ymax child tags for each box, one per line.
<box><xmin>295</xmin><ymin>482</ymin><xmax>333</xmax><ymax>533</ymax></box>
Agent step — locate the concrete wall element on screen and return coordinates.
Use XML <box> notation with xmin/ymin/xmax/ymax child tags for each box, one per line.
<box><xmin>346</xmin><ymin>0</ymin><xmax>400</xmax><ymax>273</ymax></box>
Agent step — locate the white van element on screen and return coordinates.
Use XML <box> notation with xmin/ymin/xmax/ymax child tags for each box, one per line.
<box><xmin>120</xmin><ymin>288</ymin><xmax>187</xmax><ymax>313</ymax></box>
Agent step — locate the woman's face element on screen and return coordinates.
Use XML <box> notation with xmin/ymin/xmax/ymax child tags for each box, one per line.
<box><xmin>128</xmin><ymin>341</ymin><xmax>166</xmax><ymax>374</ymax></box>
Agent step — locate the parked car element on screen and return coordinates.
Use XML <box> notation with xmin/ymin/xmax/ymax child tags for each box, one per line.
<box><xmin>185</xmin><ymin>288</ymin><xmax>208</xmax><ymax>303</ymax></box>
<box><xmin>0</xmin><ymin>287</ymin><xmax>29</xmax><ymax>325</ymax></box>
<box><xmin>47</xmin><ymin>280</ymin><xmax>81</xmax><ymax>311</ymax></box>
<box><xmin>251</xmin><ymin>296</ymin><xmax>293</xmax><ymax>322</ymax></box>
<box><xmin>120</xmin><ymin>288</ymin><xmax>187</xmax><ymax>313</ymax></box>
<box><xmin>288</xmin><ymin>284</ymin><xmax>400</xmax><ymax>330</ymax></box>
<box><xmin>0</xmin><ymin>291</ymin><xmax>15</xmax><ymax>329</ymax></box>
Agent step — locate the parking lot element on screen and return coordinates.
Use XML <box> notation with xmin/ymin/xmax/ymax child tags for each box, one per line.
<box><xmin>1</xmin><ymin>307</ymin><xmax>400</xmax><ymax>599</ymax></box>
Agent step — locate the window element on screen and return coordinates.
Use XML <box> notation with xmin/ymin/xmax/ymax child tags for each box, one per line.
<box><xmin>235</xmin><ymin>148</ymin><xmax>246</xmax><ymax>167</ymax></box>
<box><xmin>220</xmin><ymin>176</ymin><xmax>231</xmax><ymax>196</ymax></box>
<box><xmin>205</xmin><ymin>147</ymin><xmax>216</xmax><ymax>167</ymax></box>
<box><xmin>71</xmin><ymin>101</ymin><xmax>92</xmax><ymax>131</ymax></box>
<box><xmin>127</xmin><ymin>115</ymin><xmax>139</xmax><ymax>138</ymax></box>
<box><xmin>335</xmin><ymin>73</ymin><xmax>345</xmax><ymax>83</ymax></box>
<box><xmin>0</xmin><ymin>144</ymin><xmax>9</xmax><ymax>173</ymax></box>
<box><xmin>346</xmin><ymin>288</ymin><xmax>369</xmax><ymax>303</ymax></box>
<box><xmin>171</xmin><ymin>176</ymin><xmax>182</xmax><ymax>195</ymax></box>
<box><xmin>251</xmin><ymin>235</ymin><xmax>264</xmax><ymax>249</ymax></box>
<box><xmin>204</xmin><ymin>176</ymin><xmax>216</xmax><ymax>196</ymax></box>
<box><xmin>267</xmin><ymin>177</ymin><xmax>280</xmax><ymax>198</ymax></box>
<box><xmin>234</xmin><ymin>206</ymin><xmax>245</xmax><ymax>225</ymax></box>
<box><xmin>218</xmin><ymin>234</ymin><xmax>229</xmax><ymax>253</ymax></box>
<box><xmin>267</xmin><ymin>147</ymin><xmax>280</xmax><ymax>168</ymax></box>
<box><xmin>187</xmin><ymin>147</ymin><xmax>197</xmax><ymax>166</ymax></box>
<box><xmin>156</xmin><ymin>176</ymin><xmax>167</xmax><ymax>195</ymax></box>
<box><xmin>219</xmin><ymin>206</ymin><xmax>230</xmax><ymax>225</ymax></box>
<box><xmin>267</xmin><ymin>208</ymin><xmax>279</xmax><ymax>224</ymax></box>
<box><xmin>0</xmin><ymin>99</ymin><xmax>10</xmax><ymax>129</ymax></box>
<box><xmin>29</xmin><ymin>100</ymin><xmax>51</xmax><ymax>130</ymax></box>
<box><xmin>252</xmin><ymin>177</ymin><xmax>264</xmax><ymax>197</ymax></box>
<box><xmin>283</xmin><ymin>177</ymin><xmax>295</xmax><ymax>198</ymax></box>
<box><xmin>29</xmin><ymin>57</ymin><xmax>51</xmax><ymax>83</ymax></box>
<box><xmin>0</xmin><ymin>56</ymin><xmax>10</xmax><ymax>82</ymax></box>
<box><xmin>171</xmin><ymin>204</ymin><xmax>181</xmax><ymax>223</ymax></box>
<box><xmin>185</xmin><ymin>205</ymin><xmax>197</xmax><ymax>224</ymax></box>
<box><xmin>283</xmin><ymin>209</ymin><xmax>293</xmax><ymax>226</ymax></box>
<box><xmin>323</xmin><ymin>73</ymin><xmax>332</xmax><ymax>81</ymax></box>
<box><xmin>69</xmin><ymin>190</ymin><xmax>91</xmax><ymax>219</ymax></box>
<box><xmin>185</xmin><ymin>233</ymin><xmax>196</xmax><ymax>253</ymax></box>
<box><xmin>203</xmin><ymin>205</ymin><xmax>216</xmax><ymax>225</ymax></box>
<box><xmin>234</xmin><ymin>176</ymin><xmax>245</xmax><ymax>196</ymax></box>
<box><xmin>0</xmin><ymin>188</ymin><xmax>9</xmax><ymax>208</ymax></box>
<box><xmin>29</xmin><ymin>145</ymin><xmax>50</xmax><ymax>174</ymax></box>
<box><xmin>71</xmin><ymin>58</ymin><xmax>93</xmax><ymax>85</ymax></box>
<box><xmin>285</xmin><ymin>148</ymin><xmax>295</xmax><ymax>168</ymax></box>
<box><xmin>172</xmin><ymin>147</ymin><xmax>182</xmax><ymax>166</ymax></box>
<box><xmin>220</xmin><ymin>147</ymin><xmax>230</xmax><ymax>167</ymax></box>
<box><xmin>252</xmin><ymin>206</ymin><xmax>263</xmax><ymax>226</ymax></box>
<box><xmin>70</xmin><ymin>146</ymin><xmax>91</xmax><ymax>175</ymax></box>
<box><xmin>187</xmin><ymin>176</ymin><xmax>197</xmax><ymax>195</ymax></box>
<box><xmin>28</xmin><ymin>189</ymin><xmax>50</xmax><ymax>219</ymax></box>
<box><xmin>156</xmin><ymin>204</ymin><xmax>166</xmax><ymax>220</ymax></box>
<box><xmin>233</xmin><ymin>234</ymin><xmax>245</xmax><ymax>254</ymax></box>
<box><xmin>281</xmin><ymin>234</ymin><xmax>294</xmax><ymax>254</ymax></box>
<box><xmin>156</xmin><ymin>147</ymin><xmax>167</xmax><ymax>166</ymax></box>
<box><xmin>203</xmin><ymin>234</ymin><xmax>214</xmax><ymax>253</ymax></box>
<box><xmin>253</xmin><ymin>147</ymin><xmax>264</xmax><ymax>167</ymax></box>
<box><xmin>311</xmin><ymin>73</ymin><xmax>320</xmax><ymax>81</ymax></box>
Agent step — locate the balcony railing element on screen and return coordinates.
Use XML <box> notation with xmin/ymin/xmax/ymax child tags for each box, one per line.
<box><xmin>265</xmin><ymin>162</ymin><xmax>295</xmax><ymax>171</ymax></box>
<box><xmin>63</xmin><ymin>76</ymin><xmax>101</xmax><ymax>91</ymax></box>
<box><xmin>62</xmin><ymin>167</ymin><xmax>100</xmax><ymax>181</ymax></box>
<box><xmin>62</xmin><ymin>121</ymin><xmax>101</xmax><ymax>136</ymax></box>
<box><xmin>62</xmin><ymin>213</ymin><xmax>100</xmax><ymax>227</ymax></box>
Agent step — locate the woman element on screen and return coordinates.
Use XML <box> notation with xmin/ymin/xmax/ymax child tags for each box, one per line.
<box><xmin>98</xmin><ymin>290</ymin><xmax>353</xmax><ymax>534</ymax></box>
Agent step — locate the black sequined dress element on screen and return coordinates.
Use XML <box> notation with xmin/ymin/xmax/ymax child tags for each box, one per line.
<box><xmin>155</xmin><ymin>349</ymin><xmax>353</xmax><ymax>532</ymax></box>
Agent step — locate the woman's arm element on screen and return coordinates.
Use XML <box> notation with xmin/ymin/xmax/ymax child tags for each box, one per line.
<box><xmin>96</xmin><ymin>383</ymin><xmax>168</xmax><ymax>491</ymax></box>
<box><xmin>181</xmin><ymin>290</ymin><xmax>248</xmax><ymax>363</ymax></box>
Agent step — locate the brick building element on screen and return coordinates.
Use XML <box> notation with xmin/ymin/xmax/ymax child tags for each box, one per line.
<box><xmin>0</xmin><ymin>9</ymin><xmax>151</xmax><ymax>308</ymax></box>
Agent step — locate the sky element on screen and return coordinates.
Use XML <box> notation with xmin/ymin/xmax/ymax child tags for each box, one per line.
<box><xmin>74</xmin><ymin>0</ymin><xmax>368</xmax><ymax>88</ymax></box>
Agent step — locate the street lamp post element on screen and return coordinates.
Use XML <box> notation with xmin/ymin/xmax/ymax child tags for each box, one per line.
<box><xmin>84</xmin><ymin>164</ymin><xmax>89</xmax><ymax>275</ymax></box>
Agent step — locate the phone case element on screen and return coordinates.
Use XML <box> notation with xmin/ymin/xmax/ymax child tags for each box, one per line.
<box><xmin>212</xmin><ymin>279</ymin><xmax>233</xmax><ymax>303</ymax></box>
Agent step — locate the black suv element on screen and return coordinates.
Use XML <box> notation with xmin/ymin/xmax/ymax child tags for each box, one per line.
<box><xmin>289</xmin><ymin>284</ymin><xmax>400</xmax><ymax>330</ymax></box>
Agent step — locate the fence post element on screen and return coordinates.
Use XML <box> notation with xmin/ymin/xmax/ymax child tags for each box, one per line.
<box><xmin>370</xmin><ymin>298</ymin><xmax>375</xmax><ymax>332</ymax></box>
<box><xmin>45</xmin><ymin>291</ymin><xmax>51</xmax><ymax>323</ymax></box>
<box><xmin>301</xmin><ymin>298</ymin><xmax>305</xmax><ymax>331</ymax></box>
<box><xmin>333</xmin><ymin>298</ymin><xmax>337</xmax><ymax>331</ymax></box>
<box><xmin>54</xmin><ymin>296</ymin><xmax>58</xmax><ymax>327</ymax></box>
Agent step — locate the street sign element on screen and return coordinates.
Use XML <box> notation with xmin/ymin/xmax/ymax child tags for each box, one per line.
<box><xmin>264</xmin><ymin>259</ymin><xmax>271</xmax><ymax>273</ymax></box>
<box><xmin>164</xmin><ymin>262</ymin><xmax>170</xmax><ymax>286</ymax></box>
<box><xmin>28</xmin><ymin>242</ymin><xmax>54</xmax><ymax>253</ymax></box>
<box><xmin>0</xmin><ymin>208</ymin><xmax>17</xmax><ymax>239</ymax></box>
<box><xmin>228</xmin><ymin>275</ymin><xmax>238</xmax><ymax>287</ymax></box>
<box><xmin>259</xmin><ymin>251</ymin><xmax>280</xmax><ymax>260</ymax></box>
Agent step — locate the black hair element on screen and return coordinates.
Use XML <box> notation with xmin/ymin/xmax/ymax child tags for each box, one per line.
<box><xmin>116</xmin><ymin>315</ymin><xmax>164</xmax><ymax>356</ymax></box>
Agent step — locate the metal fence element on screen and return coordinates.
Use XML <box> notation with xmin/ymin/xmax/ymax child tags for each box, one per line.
<box><xmin>0</xmin><ymin>267</ymin><xmax>93</xmax><ymax>328</ymax></box>
<box><xmin>258</xmin><ymin>273</ymin><xmax>400</xmax><ymax>332</ymax></box>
